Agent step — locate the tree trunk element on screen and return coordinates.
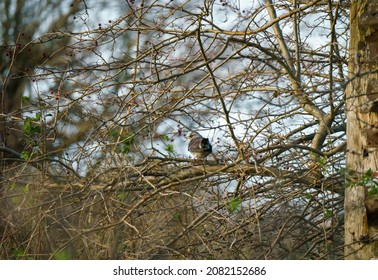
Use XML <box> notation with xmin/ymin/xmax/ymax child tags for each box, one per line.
<box><xmin>345</xmin><ymin>0</ymin><xmax>378</xmax><ymax>259</ymax></box>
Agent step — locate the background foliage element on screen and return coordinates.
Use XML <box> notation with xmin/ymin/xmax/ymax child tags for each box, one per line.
<box><xmin>0</xmin><ymin>0</ymin><xmax>349</xmax><ymax>259</ymax></box>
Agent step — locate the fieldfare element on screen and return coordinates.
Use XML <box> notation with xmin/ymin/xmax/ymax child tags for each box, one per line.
<box><xmin>188</xmin><ymin>132</ymin><xmax>212</xmax><ymax>159</ymax></box>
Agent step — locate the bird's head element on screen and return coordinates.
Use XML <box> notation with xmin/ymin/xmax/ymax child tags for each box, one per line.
<box><xmin>187</xmin><ymin>132</ymin><xmax>201</xmax><ymax>140</ymax></box>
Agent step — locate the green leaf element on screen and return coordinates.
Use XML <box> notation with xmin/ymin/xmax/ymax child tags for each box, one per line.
<box><xmin>162</xmin><ymin>134</ymin><xmax>169</xmax><ymax>141</ymax></box>
<box><xmin>22</xmin><ymin>96</ymin><xmax>30</xmax><ymax>103</ymax></box>
<box><xmin>53</xmin><ymin>249</ymin><xmax>71</xmax><ymax>260</ymax></box>
<box><xmin>324</xmin><ymin>209</ymin><xmax>333</xmax><ymax>218</ymax></box>
<box><xmin>365</xmin><ymin>169</ymin><xmax>373</xmax><ymax>177</ymax></box>
<box><xmin>116</xmin><ymin>143</ymin><xmax>131</xmax><ymax>154</ymax></box>
<box><xmin>22</xmin><ymin>184</ymin><xmax>30</xmax><ymax>194</ymax></box>
<box><xmin>115</xmin><ymin>133</ymin><xmax>135</xmax><ymax>154</ymax></box>
<box><xmin>110</xmin><ymin>129</ymin><xmax>119</xmax><ymax>138</ymax></box>
<box><xmin>317</xmin><ymin>156</ymin><xmax>327</xmax><ymax>166</ymax></box>
<box><xmin>173</xmin><ymin>212</ymin><xmax>181</xmax><ymax>221</ymax></box>
<box><xmin>369</xmin><ymin>188</ymin><xmax>378</xmax><ymax>195</ymax></box>
<box><xmin>12</xmin><ymin>248</ymin><xmax>25</xmax><ymax>259</ymax></box>
<box><xmin>20</xmin><ymin>151</ymin><xmax>31</xmax><ymax>160</ymax></box>
<box><xmin>122</xmin><ymin>134</ymin><xmax>135</xmax><ymax>145</ymax></box>
<box><xmin>304</xmin><ymin>194</ymin><xmax>312</xmax><ymax>199</ymax></box>
<box><xmin>116</xmin><ymin>193</ymin><xmax>126</xmax><ymax>200</ymax></box>
<box><xmin>38</xmin><ymin>102</ymin><xmax>46</xmax><ymax>109</ymax></box>
<box><xmin>34</xmin><ymin>112</ymin><xmax>41</xmax><ymax>121</ymax></box>
<box><xmin>227</xmin><ymin>197</ymin><xmax>242</xmax><ymax>213</ymax></box>
<box><xmin>20</xmin><ymin>117</ymin><xmax>41</xmax><ymax>135</ymax></box>
<box><xmin>165</xmin><ymin>144</ymin><xmax>174</xmax><ymax>153</ymax></box>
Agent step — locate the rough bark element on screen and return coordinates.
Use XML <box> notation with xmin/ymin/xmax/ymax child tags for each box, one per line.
<box><xmin>345</xmin><ymin>0</ymin><xmax>378</xmax><ymax>259</ymax></box>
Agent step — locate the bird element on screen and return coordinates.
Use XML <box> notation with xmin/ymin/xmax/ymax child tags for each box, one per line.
<box><xmin>187</xmin><ymin>132</ymin><xmax>212</xmax><ymax>159</ymax></box>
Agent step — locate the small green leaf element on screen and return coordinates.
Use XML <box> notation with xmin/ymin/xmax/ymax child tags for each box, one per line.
<box><xmin>22</xmin><ymin>184</ymin><xmax>30</xmax><ymax>194</ymax></box>
<box><xmin>339</xmin><ymin>167</ymin><xmax>346</xmax><ymax>175</ymax></box>
<box><xmin>304</xmin><ymin>194</ymin><xmax>312</xmax><ymax>199</ymax></box>
<box><xmin>34</xmin><ymin>112</ymin><xmax>41</xmax><ymax>121</ymax></box>
<box><xmin>227</xmin><ymin>197</ymin><xmax>242</xmax><ymax>213</ymax></box>
<box><xmin>368</xmin><ymin>186</ymin><xmax>378</xmax><ymax>195</ymax></box>
<box><xmin>22</xmin><ymin>96</ymin><xmax>30</xmax><ymax>103</ymax></box>
<box><xmin>365</xmin><ymin>169</ymin><xmax>373</xmax><ymax>177</ymax></box>
<box><xmin>38</xmin><ymin>102</ymin><xmax>46</xmax><ymax>109</ymax></box>
<box><xmin>317</xmin><ymin>156</ymin><xmax>327</xmax><ymax>166</ymax></box>
<box><xmin>116</xmin><ymin>143</ymin><xmax>131</xmax><ymax>154</ymax></box>
<box><xmin>116</xmin><ymin>193</ymin><xmax>126</xmax><ymax>200</ymax></box>
<box><xmin>12</xmin><ymin>248</ymin><xmax>25</xmax><ymax>259</ymax></box>
<box><xmin>115</xmin><ymin>133</ymin><xmax>135</xmax><ymax>154</ymax></box>
<box><xmin>110</xmin><ymin>129</ymin><xmax>119</xmax><ymax>138</ymax></box>
<box><xmin>53</xmin><ymin>249</ymin><xmax>71</xmax><ymax>260</ymax></box>
<box><xmin>165</xmin><ymin>144</ymin><xmax>174</xmax><ymax>153</ymax></box>
<box><xmin>20</xmin><ymin>151</ymin><xmax>30</xmax><ymax>160</ymax></box>
<box><xmin>324</xmin><ymin>209</ymin><xmax>333</xmax><ymax>218</ymax></box>
<box><xmin>162</xmin><ymin>134</ymin><xmax>169</xmax><ymax>141</ymax></box>
<box><xmin>173</xmin><ymin>212</ymin><xmax>181</xmax><ymax>221</ymax></box>
<box><xmin>20</xmin><ymin>117</ymin><xmax>41</xmax><ymax>135</ymax></box>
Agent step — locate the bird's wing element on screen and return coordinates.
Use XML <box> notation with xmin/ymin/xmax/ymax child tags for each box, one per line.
<box><xmin>200</xmin><ymin>138</ymin><xmax>210</xmax><ymax>149</ymax></box>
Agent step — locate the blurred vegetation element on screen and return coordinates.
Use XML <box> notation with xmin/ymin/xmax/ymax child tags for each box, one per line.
<box><xmin>0</xmin><ymin>0</ymin><xmax>349</xmax><ymax>259</ymax></box>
